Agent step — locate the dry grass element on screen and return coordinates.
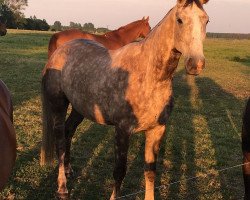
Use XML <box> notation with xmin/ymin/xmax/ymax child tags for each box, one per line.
<box><xmin>0</xmin><ymin>30</ymin><xmax>249</xmax><ymax>199</ymax></box>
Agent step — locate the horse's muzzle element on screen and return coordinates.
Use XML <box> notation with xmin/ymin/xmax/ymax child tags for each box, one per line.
<box><xmin>185</xmin><ymin>56</ymin><xmax>205</xmax><ymax>76</ymax></box>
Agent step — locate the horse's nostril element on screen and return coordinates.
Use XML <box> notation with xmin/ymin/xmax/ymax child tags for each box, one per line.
<box><xmin>197</xmin><ymin>59</ymin><xmax>205</xmax><ymax>70</ymax></box>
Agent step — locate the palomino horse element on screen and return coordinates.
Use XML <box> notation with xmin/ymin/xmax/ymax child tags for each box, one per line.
<box><xmin>41</xmin><ymin>0</ymin><xmax>209</xmax><ymax>199</ymax></box>
<box><xmin>0</xmin><ymin>80</ymin><xmax>16</xmax><ymax>191</ymax></box>
<box><xmin>242</xmin><ymin>98</ymin><xmax>250</xmax><ymax>200</ymax></box>
<box><xmin>0</xmin><ymin>21</ymin><xmax>7</xmax><ymax>36</ymax></box>
<box><xmin>48</xmin><ymin>17</ymin><xmax>151</xmax><ymax>58</ymax></box>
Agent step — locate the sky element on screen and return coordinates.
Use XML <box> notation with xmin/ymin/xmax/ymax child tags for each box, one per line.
<box><xmin>24</xmin><ymin>0</ymin><xmax>250</xmax><ymax>33</ymax></box>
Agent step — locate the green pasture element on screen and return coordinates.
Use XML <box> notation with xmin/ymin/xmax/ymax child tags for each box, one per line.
<box><xmin>0</xmin><ymin>29</ymin><xmax>249</xmax><ymax>199</ymax></box>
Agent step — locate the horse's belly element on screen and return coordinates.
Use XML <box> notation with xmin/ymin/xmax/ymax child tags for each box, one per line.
<box><xmin>61</xmin><ymin>65</ymin><xmax>138</xmax><ymax>129</ymax></box>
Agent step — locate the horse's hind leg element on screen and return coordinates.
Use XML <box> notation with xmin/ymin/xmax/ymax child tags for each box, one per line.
<box><xmin>51</xmin><ymin>99</ymin><xmax>69</xmax><ymax>199</ymax></box>
<box><xmin>43</xmin><ymin>76</ymin><xmax>69</xmax><ymax>198</ymax></box>
<box><xmin>110</xmin><ymin>127</ymin><xmax>131</xmax><ymax>200</ymax></box>
<box><xmin>144</xmin><ymin>125</ymin><xmax>166</xmax><ymax>200</ymax></box>
<box><xmin>64</xmin><ymin>108</ymin><xmax>84</xmax><ymax>177</ymax></box>
<box><xmin>242</xmin><ymin>99</ymin><xmax>250</xmax><ymax>200</ymax></box>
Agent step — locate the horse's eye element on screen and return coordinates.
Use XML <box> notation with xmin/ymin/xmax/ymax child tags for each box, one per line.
<box><xmin>177</xmin><ymin>18</ymin><xmax>183</xmax><ymax>24</ymax></box>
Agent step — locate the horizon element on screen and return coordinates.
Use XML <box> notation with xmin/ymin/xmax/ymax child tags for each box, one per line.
<box><xmin>24</xmin><ymin>0</ymin><xmax>250</xmax><ymax>34</ymax></box>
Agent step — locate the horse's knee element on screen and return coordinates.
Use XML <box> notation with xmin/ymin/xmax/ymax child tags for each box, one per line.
<box><xmin>144</xmin><ymin>162</ymin><xmax>156</xmax><ymax>182</ymax></box>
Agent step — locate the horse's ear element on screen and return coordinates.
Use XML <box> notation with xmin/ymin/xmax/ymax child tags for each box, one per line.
<box><xmin>200</xmin><ymin>0</ymin><xmax>209</xmax><ymax>4</ymax></box>
<box><xmin>177</xmin><ymin>0</ymin><xmax>187</xmax><ymax>7</ymax></box>
<box><xmin>177</xmin><ymin>0</ymin><xmax>185</xmax><ymax>5</ymax></box>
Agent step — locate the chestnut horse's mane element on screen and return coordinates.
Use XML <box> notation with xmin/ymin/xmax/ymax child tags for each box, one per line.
<box><xmin>105</xmin><ymin>20</ymin><xmax>146</xmax><ymax>37</ymax></box>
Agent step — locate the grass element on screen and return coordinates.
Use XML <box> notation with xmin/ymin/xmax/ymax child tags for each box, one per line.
<box><xmin>0</xmin><ymin>29</ymin><xmax>249</xmax><ymax>199</ymax></box>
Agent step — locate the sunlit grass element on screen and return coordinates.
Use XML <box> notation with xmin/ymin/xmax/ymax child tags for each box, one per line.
<box><xmin>0</xmin><ymin>31</ymin><xmax>249</xmax><ymax>199</ymax></box>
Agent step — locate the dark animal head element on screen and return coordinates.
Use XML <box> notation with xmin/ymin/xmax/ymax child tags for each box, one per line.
<box><xmin>0</xmin><ymin>21</ymin><xmax>7</xmax><ymax>36</ymax></box>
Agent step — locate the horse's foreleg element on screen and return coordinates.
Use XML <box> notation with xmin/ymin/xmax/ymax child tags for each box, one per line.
<box><xmin>242</xmin><ymin>126</ymin><xmax>250</xmax><ymax>200</ymax></box>
<box><xmin>242</xmin><ymin>99</ymin><xmax>250</xmax><ymax>200</ymax></box>
<box><xmin>144</xmin><ymin>125</ymin><xmax>166</xmax><ymax>200</ymax></box>
<box><xmin>243</xmin><ymin>152</ymin><xmax>250</xmax><ymax>200</ymax></box>
<box><xmin>64</xmin><ymin>108</ymin><xmax>84</xmax><ymax>177</ymax></box>
<box><xmin>110</xmin><ymin>127</ymin><xmax>131</xmax><ymax>200</ymax></box>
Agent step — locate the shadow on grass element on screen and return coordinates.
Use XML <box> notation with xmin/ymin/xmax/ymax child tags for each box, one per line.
<box><xmin>195</xmin><ymin>76</ymin><xmax>246</xmax><ymax>198</ymax></box>
<box><xmin>229</xmin><ymin>56</ymin><xmax>250</xmax><ymax>67</ymax></box>
<box><xmin>120</xmin><ymin>134</ymin><xmax>145</xmax><ymax>200</ymax></box>
<box><xmin>156</xmin><ymin>71</ymin><xmax>199</xmax><ymax>199</ymax></box>
<box><xmin>156</xmin><ymin>70</ymin><xmax>246</xmax><ymax>199</ymax></box>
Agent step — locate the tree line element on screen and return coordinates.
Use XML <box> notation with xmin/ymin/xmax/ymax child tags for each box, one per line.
<box><xmin>1</xmin><ymin>1</ymin><xmax>248</xmax><ymax>37</ymax></box>
<box><xmin>207</xmin><ymin>32</ymin><xmax>250</xmax><ymax>40</ymax></box>
<box><xmin>51</xmin><ymin>21</ymin><xmax>110</xmax><ymax>33</ymax></box>
<box><xmin>0</xmin><ymin>0</ymin><xmax>110</xmax><ymax>33</ymax></box>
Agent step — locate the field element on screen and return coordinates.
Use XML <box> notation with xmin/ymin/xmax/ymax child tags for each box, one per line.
<box><xmin>0</xmin><ymin>29</ymin><xmax>249</xmax><ymax>200</ymax></box>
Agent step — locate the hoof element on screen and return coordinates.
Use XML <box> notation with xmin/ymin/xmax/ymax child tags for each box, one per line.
<box><xmin>56</xmin><ymin>191</ymin><xmax>69</xmax><ymax>200</ymax></box>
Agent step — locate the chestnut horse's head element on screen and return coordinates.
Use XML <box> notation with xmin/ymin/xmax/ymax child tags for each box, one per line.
<box><xmin>139</xmin><ymin>16</ymin><xmax>151</xmax><ymax>38</ymax></box>
<box><xmin>0</xmin><ymin>21</ymin><xmax>7</xmax><ymax>36</ymax></box>
<box><xmin>173</xmin><ymin>0</ymin><xmax>209</xmax><ymax>75</ymax></box>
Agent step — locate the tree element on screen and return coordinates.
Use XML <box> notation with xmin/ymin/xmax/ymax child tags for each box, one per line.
<box><xmin>69</xmin><ymin>21</ymin><xmax>81</xmax><ymax>29</ymax></box>
<box><xmin>0</xmin><ymin>0</ymin><xmax>28</xmax><ymax>28</ymax></box>
<box><xmin>96</xmin><ymin>27</ymin><xmax>110</xmax><ymax>34</ymax></box>
<box><xmin>24</xmin><ymin>16</ymin><xmax>49</xmax><ymax>31</ymax></box>
<box><xmin>82</xmin><ymin>22</ymin><xmax>95</xmax><ymax>33</ymax></box>
<box><xmin>52</xmin><ymin>21</ymin><xmax>62</xmax><ymax>31</ymax></box>
<box><xmin>0</xmin><ymin>4</ymin><xmax>16</xmax><ymax>28</ymax></box>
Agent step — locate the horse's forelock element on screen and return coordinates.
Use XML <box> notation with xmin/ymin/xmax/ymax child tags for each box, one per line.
<box><xmin>179</xmin><ymin>0</ymin><xmax>205</xmax><ymax>9</ymax></box>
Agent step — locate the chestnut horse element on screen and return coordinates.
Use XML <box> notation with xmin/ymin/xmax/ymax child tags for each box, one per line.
<box><xmin>0</xmin><ymin>21</ymin><xmax>7</xmax><ymax>36</ymax></box>
<box><xmin>242</xmin><ymin>98</ymin><xmax>250</xmax><ymax>200</ymax></box>
<box><xmin>41</xmin><ymin>0</ymin><xmax>209</xmax><ymax>199</ymax></box>
<box><xmin>0</xmin><ymin>80</ymin><xmax>16</xmax><ymax>191</ymax></box>
<box><xmin>48</xmin><ymin>17</ymin><xmax>151</xmax><ymax>58</ymax></box>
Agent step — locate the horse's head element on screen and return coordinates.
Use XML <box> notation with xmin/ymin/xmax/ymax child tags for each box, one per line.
<box><xmin>0</xmin><ymin>22</ymin><xmax>7</xmax><ymax>36</ymax></box>
<box><xmin>139</xmin><ymin>16</ymin><xmax>151</xmax><ymax>38</ymax></box>
<box><xmin>173</xmin><ymin>0</ymin><xmax>209</xmax><ymax>75</ymax></box>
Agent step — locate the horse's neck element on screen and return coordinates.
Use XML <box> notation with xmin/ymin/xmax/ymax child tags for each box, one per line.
<box><xmin>140</xmin><ymin>8</ymin><xmax>180</xmax><ymax>80</ymax></box>
<box><xmin>110</xmin><ymin>24</ymin><xmax>141</xmax><ymax>45</ymax></box>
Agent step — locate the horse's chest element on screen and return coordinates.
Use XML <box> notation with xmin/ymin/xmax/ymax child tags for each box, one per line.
<box><xmin>126</xmin><ymin>82</ymin><xmax>173</xmax><ymax>131</ymax></box>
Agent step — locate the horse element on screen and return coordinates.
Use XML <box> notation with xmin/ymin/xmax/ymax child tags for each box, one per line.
<box><xmin>47</xmin><ymin>17</ymin><xmax>151</xmax><ymax>58</ymax></box>
<box><xmin>0</xmin><ymin>80</ymin><xmax>16</xmax><ymax>191</ymax></box>
<box><xmin>0</xmin><ymin>21</ymin><xmax>7</xmax><ymax>36</ymax></box>
<box><xmin>242</xmin><ymin>98</ymin><xmax>250</xmax><ymax>200</ymax></box>
<box><xmin>41</xmin><ymin>0</ymin><xmax>209</xmax><ymax>199</ymax></box>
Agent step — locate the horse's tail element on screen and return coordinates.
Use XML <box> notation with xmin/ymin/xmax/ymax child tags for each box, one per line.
<box><xmin>48</xmin><ymin>33</ymin><xmax>58</xmax><ymax>59</ymax></box>
<box><xmin>242</xmin><ymin>98</ymin><xmax>250</xmax><ymax>199</ymax></box>
<box><xmin>40</xmin><ymin>77</ymin><xmax>55</xmax><ymax>166</ymax></box>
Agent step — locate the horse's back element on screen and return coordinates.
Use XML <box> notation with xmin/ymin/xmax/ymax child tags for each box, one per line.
<box><xmin>0</xmin><ymin>80</ymin><xmax>16</xmax><ymax>191</ymax></box>
<box><xmin>48</xmin><ymin>29</ymin><xmax>95</xmax><ymax>58</ymax></box>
